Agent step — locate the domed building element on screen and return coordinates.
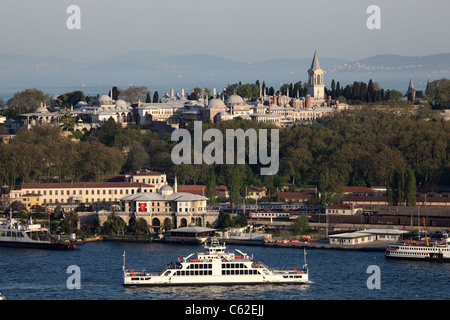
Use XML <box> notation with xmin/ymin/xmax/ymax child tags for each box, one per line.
<box><xmin>19</xmin><ymin>102</ymin><xmax>61</xmax><ymax>129</ymax></box>
<box><xmin>119</xmin><ymin>179</ymin><xmax>217</xmax><ymax>233</ymax></box>
<box><xmin>225</xmin><ymin>94</ymin><xmax>244</xmax><ymax>106</ymax></box>
<box><xmin>98</xmin><ymin>94</ymin><xmax>113</xmax><ymax>106</ymax></box>
<box><xmin>201</xmin><ymin>98</ymin><xmax>228</xmax><ymax>122</ymax></box>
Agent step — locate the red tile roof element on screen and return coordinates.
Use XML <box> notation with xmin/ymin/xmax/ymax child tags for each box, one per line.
<box><xmin>344</xmin><ymin>186</ymin><xmax>377</xmax><ymax>193</ymax></box>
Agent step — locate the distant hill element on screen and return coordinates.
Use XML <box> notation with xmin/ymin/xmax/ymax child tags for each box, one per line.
<box><xmin>329</xmin><ymin>53</ymin><xmax>450</xmax><ymax>73</ymax></box>
<box><xmin>0</xmin><ymin>51</ymin><xmax>449</xmax><ymax>95</ymax></box>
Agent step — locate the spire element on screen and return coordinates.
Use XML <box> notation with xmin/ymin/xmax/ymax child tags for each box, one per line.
<box><xmin>408</xmin><ymin>75</ymin><xmax>415</xmax><ymax>93</ymax></box>
<box><xmin>310</xmin><ymin>49</ymin><xmax>321</xmax><ymax>70</ymax></box>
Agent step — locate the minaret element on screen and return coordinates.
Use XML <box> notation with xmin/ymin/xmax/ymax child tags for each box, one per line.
<box><xmin>307</xmin><ymin>49</ymin><xmax>325</xmax><ymax>99</ymax></box>
<box><xmin>407</xmin><ymin>75</ymin><xmax>416</xmax><ymax>101</ymax></box>
<box><xmin>174</xmin><ymin>175</ymin><xmax>178</xmax><ymax>194</ymax></box>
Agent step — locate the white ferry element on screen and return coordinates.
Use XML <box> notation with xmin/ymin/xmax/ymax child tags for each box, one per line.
<box><xmin>0</xmin><ymin>217</ymin><xmax>79</xmax><ymax>250</ymax></box>
<box><xmin>123</xmin><ymin>239</ymin><xmax>309</xmax><ymax>286</ymax></box>
<box><xmin>385</xmin><ymin>237</ymin><xmax>450</xmax><ymax>262</ymax></box>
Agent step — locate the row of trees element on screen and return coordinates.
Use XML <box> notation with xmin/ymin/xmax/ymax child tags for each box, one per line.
<box><xmin>1</xmin><ymin>104</ymin><xmax>448</xmax><ymax>199</ymax></box>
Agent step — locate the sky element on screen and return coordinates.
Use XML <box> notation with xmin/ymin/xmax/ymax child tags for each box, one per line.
<box><xmin>0</xmin><ymin>0</ymin><xmax>449</xmax><ymax>63</ymax></box>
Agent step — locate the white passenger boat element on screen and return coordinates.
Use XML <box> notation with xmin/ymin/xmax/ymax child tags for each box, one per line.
<box><xmin>123</xmin><ymin>239</ymin><xmax>309</xmax><ymax>286</ymax></box>
<box><xmin>385</xmin><ymin>237</ymin><xmax>450</xmax><ymax>262</ymax></box>
<box><xmin>0</xmin><ymin>217</ymin><xmax>79</xmax><ymax>250</ymax></box>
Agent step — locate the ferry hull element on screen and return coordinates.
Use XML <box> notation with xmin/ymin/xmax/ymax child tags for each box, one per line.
<box><xmin>0</xmin><ymin>240</ymin><xmax>75</xmax><ymax>250</ymax></box>
<box><xmin>124</xmin><ymin>274</ymin><xmax>308</xmax><ymax>286</ymax></box>
<box><xmin>385</xmin><ymin>253</ymin><xmax>450</xmax><ymax>262</ymax></box>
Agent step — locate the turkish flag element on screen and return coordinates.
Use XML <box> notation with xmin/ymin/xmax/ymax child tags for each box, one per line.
<box><xmin>139</xmin><ymin>203</ymin><xmax>146</xmax><ymax>212</ymax></box>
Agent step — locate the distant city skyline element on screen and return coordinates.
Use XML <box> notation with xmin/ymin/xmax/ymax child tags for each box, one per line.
<box><xmin>0</xmin><ymin>0</ymin><xmax>449</xmax><ymax>63</ymax></box>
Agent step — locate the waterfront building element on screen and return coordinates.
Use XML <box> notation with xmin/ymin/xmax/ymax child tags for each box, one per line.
<box><xmin>118</xmin><ymin>181</ymin><xmax>219</xmax><ymax>232</ymax></box>
<box><xmin>329</xmin><ymin>232</ymin><xmax>375</xmax><ymax>245</ymax></box>
<box><xmin>9</xmin><ymin>171</ymin><xmax>167</xmax><ymax>211</ymax></box>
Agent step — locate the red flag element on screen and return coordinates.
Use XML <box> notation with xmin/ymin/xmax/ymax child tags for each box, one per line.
<box><xmin>139</xmin><ymin>203</ymin><xmax>146</xmax><ymax>212</ymax></box>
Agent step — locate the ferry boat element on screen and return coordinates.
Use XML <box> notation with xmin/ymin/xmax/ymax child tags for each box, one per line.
<box><xmin>385</xmin><ymin>237</ymin><xmax>450</xmax><ymax>262</ymax></box>
<box><xmin>0</xmin><ymin>217</ymin><xmax>79</xmax><ymax>250</ymax></box>
<box><xmin>123</xmin><ymin>239</ymin><xmax>309</xmax><ymax>286</ymax></box>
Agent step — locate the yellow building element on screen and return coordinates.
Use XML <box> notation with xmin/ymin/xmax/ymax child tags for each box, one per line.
<box><xmin>21</xmin><ymin>193</ymin><xmax>42</xmax><ymax>211</ymax></box>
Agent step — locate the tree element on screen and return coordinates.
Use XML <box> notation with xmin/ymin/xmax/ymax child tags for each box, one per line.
<box><xmin>425</xmin><ymin>78</ymin><xmax>450</xmax><ymax>109</ymax></box>
<box><xmin>145</xmin><ymin>92</ymin><xmax>151</xmax><ymax>103</ymax></box>
<box><xmin>225</xmin><ymin>165</ymin><xmax>245</xmax><ymax>213</ymax></box>
<box><xmin>217</xmin><ymin>211</ymin><xmax>232</xmax><ymax>229</ymax></box>
<box><xmin>5</xmin><ymin>89</ymin><xmax>50</xmax><ymax>118</ymax></box>
<box><xmin>118</xmin><ymin>86</ymin><xmax>148</xmax><ymax>103</ymax></box>
<box><xmin>292</xmin><ymin>215</ymin><xmax>310</xmax><ymax>235</ymax></box>
<box><xmin>152</xmin><ymin>91</ymin><xmax>159</xmax><ymax>103</ymax></box>
<box><xmin>404</xmin><ymin>169</ymin><xmax>416</xmax><ymax>206</ymax></box>
<box><xmin>59</xmin><ymin>110</ymin><xmax>76</xmax><ymax>131</ymax></box>
<box><xmin>109</xmin><ymin>86</ymin><xmax>120</xmax><ymax>100</ymax></box>
<box><xmin>102</xmin><ymin>212</ymin><xmax>126</xmax><ymax>235</ymax></box>
<box><xmin>206</xmin><ymin>170</ymin><xmax>217</xmax><ymax>206</ymax></box>
<box><xmin>129</xmin><ymin>217</ymin><xmax>150</xmax><ymax>235</ymax></box>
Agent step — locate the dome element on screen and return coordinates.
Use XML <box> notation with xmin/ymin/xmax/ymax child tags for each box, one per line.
<box><xmin>208</xmin><ymin>98</ymin><xmax>225</xmax><ymax>108</ymax></box>
<box><xmin>226</xmin><ymin>94</ymin><xmax>244</xmax><ymax>106</ymax></box>
<box><xmin>159</xmin><ymin>184</ymin><xmax>173</xmax><ymax>196</ymax></box>
<box><xmin>115</xmin><ymin>99</ymin><xmax>129</xmax><ymax>107</ymax></box>
<box><xmin>98</xmin><ymin>94</ymin><xmax>112</xmax><ymax>105</ymax></box>
<box><xmin>75</xmin><ymin>101</ymin><xmax>87</xmax><ymax>108</ymax></box>
<box><xmin>35</xmin><ymin>103</ymin><xmax>49</xmax><ymax>113</ymax></box>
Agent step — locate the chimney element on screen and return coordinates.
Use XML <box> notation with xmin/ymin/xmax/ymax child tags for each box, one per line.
<box><xmin>181</xmin><ymin>88</ymin><xmax>185</xmax><ymax>97</ymax></box>
<box><xmin>174</xmin><ymin>175</ymin><xmax>178</xmax><ymax>193</ymax></box>
<box><xmin>170</xmin><ymin>88</ymin><xmax>174</xmax><ymax>97</ymax></box>
<box><xmin>327</xmin><ymin>95</ymin><xmax>331</xmax><ymax>107</ymax></box>
<box><xmin>336</xmin><ymin>100</ymin><xmax>339</xmax><ymax>110</ymax></box>
<box><xmin>306</xmin><ymin>94</ymin><xmax>311</xmax><ymax>108</ymax></box>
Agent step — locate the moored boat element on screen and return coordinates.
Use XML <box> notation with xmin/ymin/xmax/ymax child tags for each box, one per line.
<box><xmin>385</xmin><ymin>237</ymin><xmax>450</xmax><ymax>262</ymax></box>
<box><xmin>0</xmin><ymin>217</ymin><xmax>80</xmax><ymax>250</ymax></box>
<box><xmin>123</xmin><ymin>238</ymin><xmax>309</xmax><ymax>286</ymax></box>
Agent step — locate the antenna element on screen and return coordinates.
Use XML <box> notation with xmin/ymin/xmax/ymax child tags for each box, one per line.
<box><xmin>122</xmin><ymin>250</ymin><xmax>126</xmax><ymax>271</ymax></box>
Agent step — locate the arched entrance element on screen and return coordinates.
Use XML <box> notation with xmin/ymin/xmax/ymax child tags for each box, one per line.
<box><xmin>152</xmin><ymin>217</ymin><xmax>161</xmax><ymax>233</ymax></box>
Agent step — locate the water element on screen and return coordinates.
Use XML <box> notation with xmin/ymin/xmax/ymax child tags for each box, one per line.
<box><xmin>0</xmin><ymin>241</ymin><xmax>449</xmax><ymax>300</ymax></box>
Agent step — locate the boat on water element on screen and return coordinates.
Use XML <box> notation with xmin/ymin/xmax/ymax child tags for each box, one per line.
<box><xmin>385</xmin><ymin>217</ymin><xmax>450</xmax><ymax>262</ymax></box>
<box><xmin>123</xmin><ymin>239</ymin><xmax>309</xmax><ymax>286</ymax></box>
<box><xmin>0</xmin><ymin>217</ymin><xmax>80</xmax><ymax>250</ymax></box>
<box><xmin>385</xmin><ymin>237</ymin><xmax>450</xmax><ymax>262</ymax></box>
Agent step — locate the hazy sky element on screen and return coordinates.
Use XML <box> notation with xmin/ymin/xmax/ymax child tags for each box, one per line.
<box><xmin>1</xmin><ymin>0</ymin><xmax>449</xmax><ymax>63</ymax></box>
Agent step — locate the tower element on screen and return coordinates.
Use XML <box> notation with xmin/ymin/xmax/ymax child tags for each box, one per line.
<box><xmin>307</xmin><ymin>49</ymin><xmax>325</xmax><ymax>99</ymax></box>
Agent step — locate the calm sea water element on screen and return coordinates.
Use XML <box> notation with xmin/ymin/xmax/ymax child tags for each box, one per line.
<box><xmin>0</xmin><ymin>241</ymin><xmax>449</xmax><ymax>301</ymax></box>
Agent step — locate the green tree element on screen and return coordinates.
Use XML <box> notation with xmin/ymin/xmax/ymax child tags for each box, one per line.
<box><xmin>292</xmin><ymin>215</ymin><xmax>310</xmax><ymax>235</ymax></box>
<box><xmin>59</xmin><ymin>110</ymin><xmax>76</xmax><ymax>131</ymax></box>
<box><xmin>425</xmin><ymin>78</ymin><xmax>450</xmax><ymax>109</ymax></box>
<box><xmin>102</xmin><ymin>212</ymin><xmax>126</xmax><ymax>235</ymax></box>
<box><xmin>129</xmin><ymin>217</ymin><xmax>150</xmax><ymax>235</ymax></box>
<box><xmin>404</xmin><ymin>169</ymin><xmax>417</xmax><ymax>206</ymax></box>
<box><xmin>152</xmin><ymin>91</ymin><xmax>159</xmax><ymax>103</ymax></box>
<box><xmin>5</xmin><ymin>89</ymin><xmax>50</xmax><ymax>118</ymax></box>
<box><xmin>206</xmin><ymin>170</ymin><xmax>217</xmax><ymax>206</ymax></box>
